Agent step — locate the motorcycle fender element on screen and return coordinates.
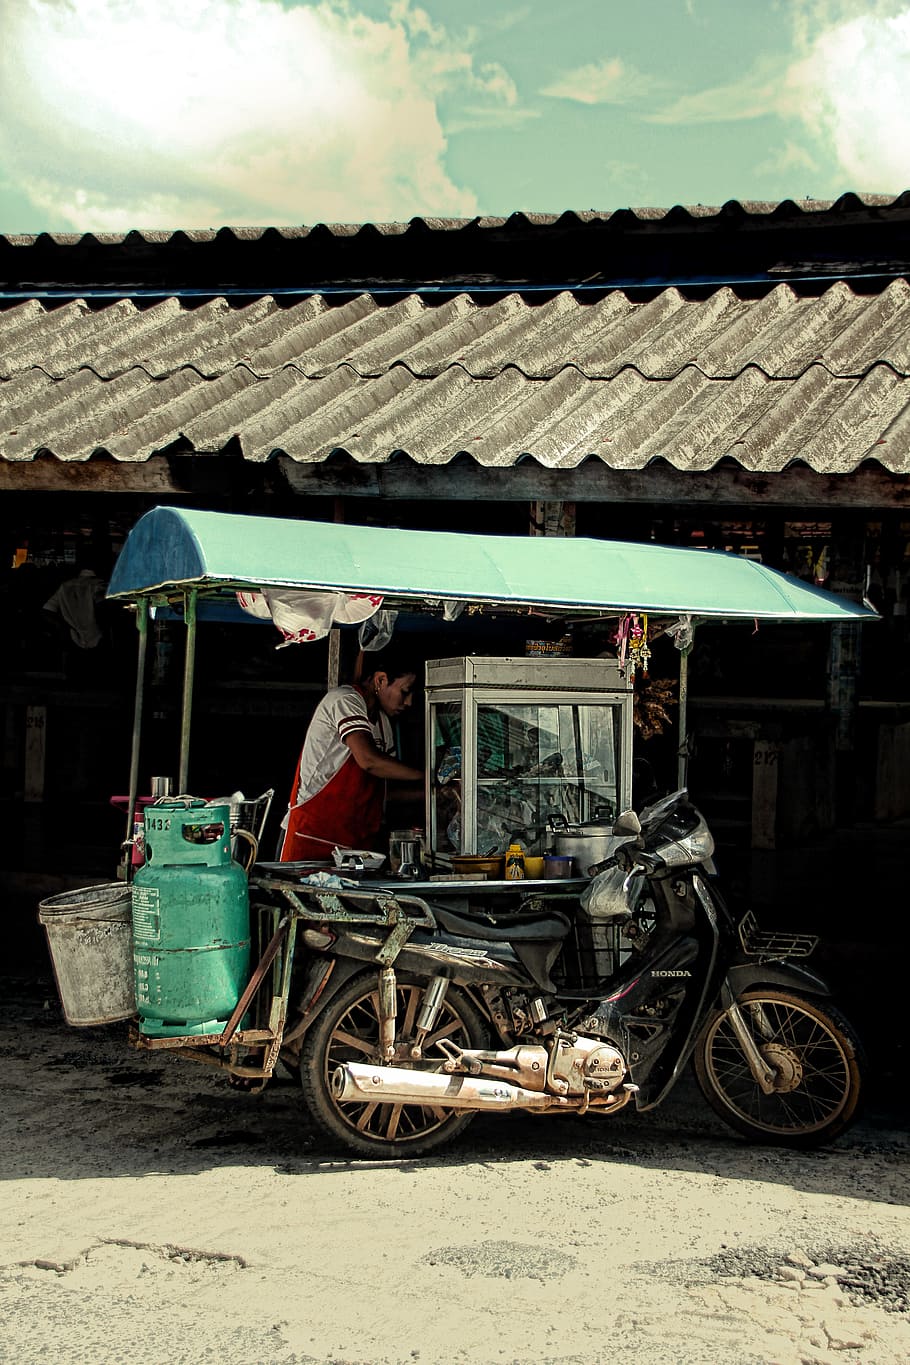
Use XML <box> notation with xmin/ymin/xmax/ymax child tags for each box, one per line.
<box><xmin>725</xmin><ymin>958</ymin><xmax>831</xmax><ymax>998</ymax></box>
<box><xmin>291</xmin><ymin>956</ymin><xmax>366</xmax><ymax>1034</ymax></box>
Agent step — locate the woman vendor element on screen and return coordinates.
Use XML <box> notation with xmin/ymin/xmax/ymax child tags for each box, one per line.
<box><xmin>279</xmin><ymin>650</ymin><xmax>423</xmax><ymax>861</ymax></box>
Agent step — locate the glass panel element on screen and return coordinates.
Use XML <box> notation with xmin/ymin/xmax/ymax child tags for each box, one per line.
<box><xmin>431</xmin><ymin>702</ymin><xmax>463</xmax><ymax>852</ymax></box>
<box><xmin>475</xmin><ymin>703</ymin><xmax>621</xmax><ymax>852</ymax></box>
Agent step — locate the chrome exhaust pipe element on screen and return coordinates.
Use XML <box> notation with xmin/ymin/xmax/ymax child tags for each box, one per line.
<box><xmin>332</xmin><ymin>1062</ymin><xmax>571</xmax><ymax>1111</ymax></box>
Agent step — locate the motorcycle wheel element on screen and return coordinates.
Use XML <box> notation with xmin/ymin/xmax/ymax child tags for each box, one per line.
<box><xmin>300</xmin><ymin>971</ymin><xmax>488</xmax><ymax>1158</ymax></box>
<box><xmin>694</xmin><ymin>988</ymin><xmax>863</xmax><ymax>1148</ymax></box>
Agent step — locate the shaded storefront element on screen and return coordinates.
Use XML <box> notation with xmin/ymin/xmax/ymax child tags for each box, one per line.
<box><xmin>2</xmin><ymin>198</ymin><xmax>909</xmax><ymax>962</ymax></box>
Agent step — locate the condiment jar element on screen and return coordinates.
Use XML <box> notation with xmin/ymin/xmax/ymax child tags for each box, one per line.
<box><xmin>505</xmin><ymin>842</ymin><xmax>526</xmax><ymax>879</ymax></box>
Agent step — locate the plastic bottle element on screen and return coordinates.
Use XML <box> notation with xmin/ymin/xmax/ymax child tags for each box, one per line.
<box><xmin>505</xmin><ymin>841</ymin><xmax>526</xmax><ymax>879</ymax></box>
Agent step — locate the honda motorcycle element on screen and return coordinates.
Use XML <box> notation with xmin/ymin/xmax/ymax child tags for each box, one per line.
<box><xmin>261</xmin><ymin>790</ymin><xmax>864</xmax><ymax>1158</ymax></box>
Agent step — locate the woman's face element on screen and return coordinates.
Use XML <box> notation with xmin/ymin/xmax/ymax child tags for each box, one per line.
<box><xmin>375</xmin><ymin>671</ymin><xmax>417</xmax><ymax>717</ymax></box>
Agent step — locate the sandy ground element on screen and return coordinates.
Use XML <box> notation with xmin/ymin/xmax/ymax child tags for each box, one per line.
<box><xmin>0</xmin><ymin>973</ymin><xmax>907</xmax><ymax>1365</ymax></box>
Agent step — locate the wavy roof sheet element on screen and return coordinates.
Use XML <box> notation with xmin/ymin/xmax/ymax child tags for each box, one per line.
<box><xmin>4</xmin><ymin>281</ymin><xmax>910</xmax><ymax>384</ymax></box>
<box><xmin>3</xmin><ymin>194</ymin><xmax>906</xmax><ymax>251</ymax></box>
<box><xmin>3</xmin><ymin>194</ymin><xmax>909</xmax><ymax>294</ymax></box>
<box><xmin>2</xmin><ymin>277</ymin><xmax>910</xmax><ymax>474</ymax></box>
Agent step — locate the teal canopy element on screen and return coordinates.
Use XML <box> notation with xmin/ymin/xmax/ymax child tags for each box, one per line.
<box><xmin>107</xmin><ymin>506</ymin><xmax>876</xmax><ymax>624</ymax></box>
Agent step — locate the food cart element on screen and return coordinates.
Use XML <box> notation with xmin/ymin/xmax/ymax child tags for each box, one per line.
<box><xmin>40</xmin><ymin>506</ymin><xmax>877</xmax><ymax>1094</ymax></box>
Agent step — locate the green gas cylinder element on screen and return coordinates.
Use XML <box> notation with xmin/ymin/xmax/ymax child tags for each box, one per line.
<box><xmin>131</xmin><ymin>799</ymin><xmax>250</xmax><ymax>1037</ymax></box>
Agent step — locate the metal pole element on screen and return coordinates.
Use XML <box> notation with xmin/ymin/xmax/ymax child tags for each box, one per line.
<box><xmin>125</xmin><ymin>598</ymin><xmax>149</xmax><ymax>844</ymax></box>
<box><xmin>677</xmin><ymin>646</ymin><xmax>689</xmax><ymax>790</ymax></box>
<box><xmin>178</xmin><ymin>589</ymin><xmax>198</xmax><ymax>793</ymax></box>
<box><xmin>330</xmin><ymin>497</ymin><xmax>344</xmax><ymax>688</ymax></box>
<box><xmin>327</xmin><ymin>628</ymin><xmax>341</xmax><ymax>688</ymax></box>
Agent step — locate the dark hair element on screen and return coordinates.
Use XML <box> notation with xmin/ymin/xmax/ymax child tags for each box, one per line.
<box><xmin>359</xmin><ymin>647</ymin><xmax>419</xmax><ymax>685</ymax></box>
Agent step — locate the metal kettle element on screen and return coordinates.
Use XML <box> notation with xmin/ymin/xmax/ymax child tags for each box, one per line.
<box><xmin>390</xmin><ymin>831</ymin><xmax>423</xmax><ymax>879</ymax></box>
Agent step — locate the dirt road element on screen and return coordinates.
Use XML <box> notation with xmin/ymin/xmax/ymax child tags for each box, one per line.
<box><xmin>0</xmin><ymin>974</ymin><xmax>907</xmax><ymax>1365</ymax></box>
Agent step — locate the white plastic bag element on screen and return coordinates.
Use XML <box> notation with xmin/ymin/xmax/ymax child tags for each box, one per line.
<box><xmin>579</xmin><ymin>866</ymin><xmax>632</xmax><ymax>922</ymax></box>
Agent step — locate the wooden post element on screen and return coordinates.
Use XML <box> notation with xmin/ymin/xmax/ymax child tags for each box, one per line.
<box><xmin>529</xmin><ymin>501</ymin><xmax>576</xmax><ymax>538</ymax></box>
<box><xmin>827</xmin><ymin>516</ymin><xmax>866</xmax><ymax>824</ymax></box>
<box><xmin>327</xmin><ymin>628</ymin><xmax>341</xmax><ymax>688</ymax></box>
<box><xmin>24</xmin><ymin>705</ymin><xmax>47</xmax><ymax>803</ymax></box>
<box><xmin>751</xmin><ymin>739</ymin><xmax>781</xmax><ymax>849</ymax></box>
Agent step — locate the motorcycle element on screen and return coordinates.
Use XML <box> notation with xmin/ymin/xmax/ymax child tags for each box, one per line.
<box><xmin>257</xmin><ymin>789</ymin><xmax>864</xmax><ymax>1159</ymax></box>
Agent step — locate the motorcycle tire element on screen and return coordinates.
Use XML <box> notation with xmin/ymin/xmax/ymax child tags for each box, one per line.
<box><xmin>693</xmin><ymin>988</ymin><xmax>864</xmax><ymax>1148</ymax></box>
<box><xmin>300</xmin><ymin>970</ymin><xmax>489</xmax><ymax>1158</ymax></box>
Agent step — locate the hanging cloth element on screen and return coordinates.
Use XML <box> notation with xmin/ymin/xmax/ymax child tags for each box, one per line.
<box><xmin>237</xmin><ymin>589</ymin><xmax>383</xmax><ymax>646</ymax></box>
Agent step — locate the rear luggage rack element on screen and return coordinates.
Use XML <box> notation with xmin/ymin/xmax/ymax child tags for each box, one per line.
<box><xmin>738</xmin><ymin>910</ymin><xmax>818</xmax><ymax>959</ymax></box>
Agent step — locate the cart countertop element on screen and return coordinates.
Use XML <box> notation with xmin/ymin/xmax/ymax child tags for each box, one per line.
<box><xmin>252</xmin><ymin>864</ymin><xmax>588</xmax><ymax>895</ymax></box>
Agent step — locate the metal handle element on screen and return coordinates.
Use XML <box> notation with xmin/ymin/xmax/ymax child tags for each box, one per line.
<box><xmin>233</xmin><ymin>827</ymin><xmax>259</xmax><ymax>875</ymax></box>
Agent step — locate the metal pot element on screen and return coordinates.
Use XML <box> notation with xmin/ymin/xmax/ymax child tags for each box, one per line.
<box><xmin>546</xmin><ymin>811</ymin><xmax>623</xmax><ymax>877</ymax></box>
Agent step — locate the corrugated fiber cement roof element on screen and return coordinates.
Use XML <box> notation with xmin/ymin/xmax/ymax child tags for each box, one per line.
<box><xmin>3</xmin><ymin>279</ymin><xmax>910</xmax><ymax>473</ymax></box>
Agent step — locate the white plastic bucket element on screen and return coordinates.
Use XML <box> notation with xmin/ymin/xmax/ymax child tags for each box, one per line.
<box><xmin>38</xmin><ymin>883</ymin><xmax>135</xmax><ymax>1026</ymax></box>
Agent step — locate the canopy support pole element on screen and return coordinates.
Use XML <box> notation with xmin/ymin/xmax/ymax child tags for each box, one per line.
<box><xmin>327</xmin><ymin>628</ymin><xmax>341</xmax><ymax>688</ymax></box>
<box><xmin>124</xmin><ymin>600</ymin><xmax>151</xmax><ymax>873</ymax></box>
<box><xmin>677</xmin><ymin>646</ymin><xmax>689</xmax><ymax>790</ymax></box>
<box><xmin>178</xmin><ymin>589</ymin><xmax>198</xmax><ymax>793</ymax></box>
<box><xmin>125</xmin><ymin>598</ymin><xmax>149</xmax><ymax>859</ymax></box>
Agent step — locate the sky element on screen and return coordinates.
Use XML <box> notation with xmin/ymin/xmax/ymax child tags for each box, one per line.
<box><xmin>0</xmin><ymin>0</ymin><xmax>909</xmax><ymax>233</ymax></box>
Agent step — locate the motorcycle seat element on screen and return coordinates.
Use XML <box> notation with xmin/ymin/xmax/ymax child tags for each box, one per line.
<box><xmin>432</xmin><ymin>905</ymin><xmax>572</xmax><ymax>943</ymax></box>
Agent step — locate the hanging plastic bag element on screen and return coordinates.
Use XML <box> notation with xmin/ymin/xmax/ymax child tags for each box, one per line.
<box><xmin>359</xmin><ymin>609</ymin><xmax>398</xmax><ymax>652</ymax></box>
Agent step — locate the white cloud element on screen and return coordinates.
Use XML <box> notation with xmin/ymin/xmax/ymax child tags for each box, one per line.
<box><xmin>0</xmin><ymin>0</ymin><xmax>524</xmax><ymax>229</ymax></box>
<box><xmin>753</xmin><ymin>140</ymin><xmax>819</xmax><ymax>180</ymax></box>
<box><xmin>789</xmin><ymin>9</ymin><xmax>910</xmax><ymax>190</ymax></box>
<box><xmin>644</xmin><ymin>55</ymin><xmax>798</xmax><ymax>126</ymax></box>
<box><xmin>640</xmin><ymin>2</ymin><xmax>910</xmax><ymax>192</ymax></box>
<box><xmin>787</xmin><ymin>0</ymin><xmax>909</xmax><ymax>48</ymax></box>
<box><xmin>540</xmin><ymin>56</ymin><xmax>668</xmax><ymax>107</ymax></box>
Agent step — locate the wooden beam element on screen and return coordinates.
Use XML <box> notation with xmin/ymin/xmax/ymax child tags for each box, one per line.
<box><xmin>277</xmin><ymin>456</ymin><xmax>910</xmax><ymax>510</ymax></box>
<box><xmin>5</xmin><ymin>450</ymin><xmax>909</xmax><ymax>509</ymax></box>
<box><xmin>0</xmin><ymin>456</ymin><xmax>183</xmax><ymax>493</ymax></box>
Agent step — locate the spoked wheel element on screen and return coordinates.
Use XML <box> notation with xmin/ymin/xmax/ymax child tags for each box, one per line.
<box><xmin>300</xmin><ymin>972</ymin><xmax>488</xmax><ymax>1158</ymax></box>
<box><xmin>694</xmin><ymin>988</ymin><xmax>864</xmax><ymax>1147</ymax></box>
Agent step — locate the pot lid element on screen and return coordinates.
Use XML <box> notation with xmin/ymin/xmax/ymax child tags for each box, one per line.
<box><xmin>548</xmin><ymin>811</ymin><xmax>616</xmax><ymax>835</ymax></box>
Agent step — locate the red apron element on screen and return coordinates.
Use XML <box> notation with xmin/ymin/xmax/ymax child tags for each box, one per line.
<box><xmin>279</xmin><ymin>749</ymin><xmax>384</xmax><ymax>861</ymax></box>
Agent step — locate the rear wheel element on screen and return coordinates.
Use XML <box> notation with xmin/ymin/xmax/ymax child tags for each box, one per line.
<box><xmin>694</xmin><ymin>988</ymin><xmax>863</xmax><ymax>1147</ymax></box>
<box><xmin>300</xmin><ymin>972</ymin><xmax>488</xmax><ymax>1158</ymax></box>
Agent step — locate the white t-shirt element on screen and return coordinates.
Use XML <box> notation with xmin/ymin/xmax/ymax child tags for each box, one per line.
<box><xmin>294</xmin><ymin>685</ymin><xmax>395</xmax><ymax>806</ymax></box>
<box><xmin>43</xmin><ymin>570</ymin><xmax>106</xmax><ymax>649</ymax></box>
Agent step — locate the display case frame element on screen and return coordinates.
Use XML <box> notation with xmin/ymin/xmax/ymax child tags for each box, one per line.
<box><xmin>425</xmin><ymin>656</ymin><xmax>634</xmax><ymax>861</ymax></box>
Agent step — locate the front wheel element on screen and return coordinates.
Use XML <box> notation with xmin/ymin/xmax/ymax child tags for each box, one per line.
<box><xmin>694</xmin><ymin>988</ymin><xmax>864</xmax><ymax>1147</ymax></box>
<box><xmin>300</xmin><ymin>972</ymin><xmax>488</xmax><ymax>1158</ymax></box>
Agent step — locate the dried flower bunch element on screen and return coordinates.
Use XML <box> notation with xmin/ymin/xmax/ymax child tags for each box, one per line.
<box><xmin>634</xmin><ymin>676</ymin><xmax>677</xmax><ymax>739</ymax></box>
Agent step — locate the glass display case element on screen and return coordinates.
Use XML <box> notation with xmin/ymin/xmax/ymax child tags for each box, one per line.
<box><xmin>425</xmin><ymin>656</ymin><xmax>633</xmax><ymax>860</ymax></box>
